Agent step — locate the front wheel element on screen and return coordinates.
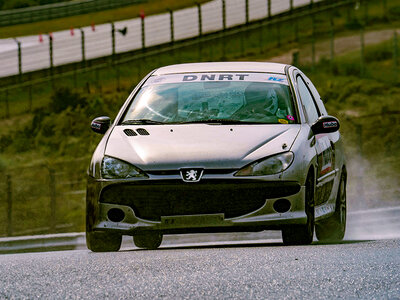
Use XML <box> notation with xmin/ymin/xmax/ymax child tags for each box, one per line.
<box><xmin>86</xmin><ymin>231</ymin><xmax>122</xmax><ymax>252</ymax></box>
<box><xmin>282</xmin><ymin>173</ymin><xmax>315</xmax><ymax>245</ymax></box>
<box><xmin>133</xmin><ymin>232</ymin><xmax>163</xmax><ymax>250</ymax></box>
<box><xmin>316</xmin><ymin>170</ymin><xmax>347</xmax><ymax>242</ymax></box>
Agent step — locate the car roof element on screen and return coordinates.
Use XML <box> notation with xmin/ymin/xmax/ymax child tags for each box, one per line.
<box><xmin>152</xmin><ymin>62</ymin><xmax>289</xmax><ymax>76</ymax></box>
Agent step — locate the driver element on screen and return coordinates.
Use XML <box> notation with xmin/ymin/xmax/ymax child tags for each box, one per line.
<box><xmin>265</xmin><ymin>88</ymin><xmax>288</xmax><ymax>119</ymax></box>
<box><xmin>264</xmin><ymin>89</ymin><xmax>279</xmax><ymax>116</ymax></box>
<box><xmin>239</xmin><ymin>82</ymin><xmax>281</xmax><ymax>118</ymax></box>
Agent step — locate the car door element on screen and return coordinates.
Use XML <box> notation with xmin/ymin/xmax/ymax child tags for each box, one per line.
<box><xmin>296</xmin><ymin>74</ymin><xmax>335</xmax><ymax>207</ymax></box>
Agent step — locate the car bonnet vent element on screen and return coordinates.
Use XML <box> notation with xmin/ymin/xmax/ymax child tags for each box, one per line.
<box><xmin>136</xmin><ymin>128</ymin><xmax>150</xmax><ymax>135</ymax></box>
<box><xmin>123</xmin><ymin>129</ymin><xmax>137</xmax><ymax>136</ymax></box>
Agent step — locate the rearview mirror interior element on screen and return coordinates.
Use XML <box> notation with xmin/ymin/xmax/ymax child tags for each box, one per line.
<box><xmin>311</xmin><ymin>115</ymin><xmax>340</xmax><ymax>135</ymax></box>
<box><xmin>91</xmin><ymin>116</ymin><xmax>111</xmax><ymax>134</ymax></box>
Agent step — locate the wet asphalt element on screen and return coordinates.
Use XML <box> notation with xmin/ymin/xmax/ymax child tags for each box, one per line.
<box><xmin>0</xmin><ymin>238</ymin><xmax>399</xmax><ymax>299</ymax></box>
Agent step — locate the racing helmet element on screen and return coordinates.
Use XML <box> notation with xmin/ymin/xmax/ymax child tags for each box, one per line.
<box><xmin>244</xmin><ymin>83</ymin><xmax>279</xmax><ymax>115</ymax></box>
<box><xmin>244</xmin><ymin>82</ymin><xmax>268</xmax><ymax>104</ymax></box>
<box><xmin>264</xmin><ymin>89</ymin><xmax>279</xmax><ymax>115</ymax></box>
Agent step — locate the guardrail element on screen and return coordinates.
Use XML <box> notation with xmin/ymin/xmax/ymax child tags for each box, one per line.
<box><xmin>0</xmin><ymin>0</ymin><xmax>325</xmax><ymax>79</ymax></box>
<box><xmin>0</xmin><ymin>0</ymin><xmax>145</xmax><ymax>27</ymax></box>
<box><xmin>0</xmin><ymin>158</ymin><xmax>89</xmax><ymax>237</ymax></box>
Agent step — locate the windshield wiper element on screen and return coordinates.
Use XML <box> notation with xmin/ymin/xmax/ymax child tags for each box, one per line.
<box><xmin>121</xmin><ymin>119</ymin><xmax>166</xmax><ymax>125</ymax></box>
<box><xmin>178</xmin><ymin>119</ymin><xmax>262</xmax><ymax>125</ymax></box>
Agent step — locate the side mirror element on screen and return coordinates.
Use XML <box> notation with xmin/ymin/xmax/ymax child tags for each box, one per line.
<box><xmin>91</xmin><ymin>116</ymin><xmax>111</xmax><ymax>134</ymax></box>
<box><xmin>311</xmin><ymin>115</ymin><xmax>340</xmax><ymax>135</ymax></box>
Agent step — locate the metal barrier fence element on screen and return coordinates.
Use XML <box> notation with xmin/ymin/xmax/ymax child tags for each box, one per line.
<box><xmin>0</xmin><ymin>0</ymin><xmax>325</xmax><ymax>79</ymax></box>
<box><xmin>0</xmin><ymin>158</ymin><xmax>89</xmax><ymax>237</ymax></box>
<box><xmin>0</xmin><ymin>0</ymin><xmax>145</xmax><ymax>27</ymax></box>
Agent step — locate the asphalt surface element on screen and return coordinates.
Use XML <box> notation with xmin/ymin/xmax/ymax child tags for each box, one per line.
<box><xmin>0</xmin><ymin>238</ymin><xmax>399</xmax><ymax>299</ymax></box>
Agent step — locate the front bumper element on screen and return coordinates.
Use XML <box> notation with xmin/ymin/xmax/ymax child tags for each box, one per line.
<box><xmin>87</xmin><ymin>176</ymin><xmax>307</xmax><ymax>235</ymax></box>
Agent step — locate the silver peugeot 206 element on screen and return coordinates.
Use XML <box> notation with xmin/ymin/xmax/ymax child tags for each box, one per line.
<box><xmin>86</xmin><ymin>62</ymin><xmax>346</xmax><ymax>252</ymax></box>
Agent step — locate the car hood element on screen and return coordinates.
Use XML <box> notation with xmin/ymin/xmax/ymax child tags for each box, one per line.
<box><xmin>105</xmin><ymin>124</ymin><xmax>301</xmax><ymax>170</ymax></box>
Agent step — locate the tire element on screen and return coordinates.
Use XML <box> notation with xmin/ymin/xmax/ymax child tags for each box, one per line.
<box><xmin>316</xmin><ymin>170</ymin><xmax>347</xmax><ymax>242</ymax></box>
<box><xmin>86</xmin><ymin>231</ymin><xmax>122</xmax><ymax>252</ymax></box>
<box><xmin>133</xmin><ymin>232</ymin><xmax>163</xmax><ymax>250</ymax></box>
<box><xmin>282</xmin><ymin>173</ymin><xmax>315</xmax><ymax>245</ymax></box>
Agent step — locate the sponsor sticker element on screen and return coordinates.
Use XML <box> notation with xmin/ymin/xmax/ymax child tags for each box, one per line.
<box><xmin>144</xmin><ymin>73</ymin><xmax>288</xmax><ymax>86</ymax></box>
<box><xmin>322</xmin><ymin>121</ymin><xmax>337</xmax><ymax>128</ymax></box>
<box><xmin>91</xmin><ymin>122</ymin><xmax>101</xmax><ymax>130</ymax></box>
<box><xmin>268</xmin><ymin>76</ymin><xmax>285</xmax><ymax>82</ymax></box>
<box><xmin>286</xmin><ymin>115</ymin><xmax>295</xmax><ymax>121</ymax></box>
<box><xmin>278</xmin><ymin>119</ymin><xmax>289</xmax><ymax>124</ymax></box>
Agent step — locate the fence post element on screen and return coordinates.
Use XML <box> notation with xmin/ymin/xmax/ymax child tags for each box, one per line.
<box><xmin>197</xmin><ymin>2</ymin><xmax>202</xmax><ymax>36</ymax></box>
<box><xmin>116</xmin><ymin>64</ymin><xmax>121</xmax><ymax>91</ymax></box>
<box><xmin>28</xmin><ymin>85</ymin><xmax>33</xmax><ymax>112</ymax></box>
<box><xmin>363</xmin><ymin>0</ymin><xmax>368</xmax><ymax>25</ymax></box>
<box><xmin>73</xmin><ymin>64</ymin><xmax>78</xmax><ymax>89</ymax></box>
<box><xmin>95</xmin><ymin>68</ymin><xmax>100</xmax><ymax>93</ymax></box>
<box><xmin>360</xmin><ymin>25</ymin><xmax>365</xmax><ymax>76</ymax></box>
<box><xmin>14</xmin><ymin>39</ymin><xmax>22</xmax><ymax>80</ymax></box>
<box><xmin>330</xmin><ymin>14</ymin><xmax>335</xmax><ymax>61</ymax></box>
<box><xmin>355</xmin><ymin>123</ymin><xmax>365</xmax><ymax>204</ymax></box>
<box><xmin>222</xmin><ymin>0</ymin><xmax>226</xmax><ymax>31</ymax></box>
<box><xmin>311</xmin><ymin>12</ymin><xmax>316</xmax><ymax>71</ymax></box>
<box><xmin>277</xmin><ymin>21</ymin><xmax>281</xmax><ymax>48</ymax></box>
<box><xmin>49</xmin><ymin>33</ymin><xmax>53</xmax><ymax>73</ymax></box>
<box><xmin>292</xmin><ymin>0</ymin><xmax>298</xmax><ymax>43</ymax></box>
<box><xmin>4</xmin><ymin>89</ymin><xmax>9</xmax><ymax>119</ymax></box>
<box><xmin>394</xmin><ymin>31</ymin><xmax>398</xmax><ymax>79</ymax></box>
<box><xmin>259</xmin><ymin>23</ymin><xmax>264</xmax><ymax>53</ymax></box>
<box><xmin>292</xmin><ymin>50</ymin><xmax>299</xmax><ymax>66</ymax></box>
<box><xmin>382</xmin><ymin>0</ymin><xmax>387</xmax><ymax>20</ymax></box>
<box><xmin>268</xmin><ymin>0</ymin><xmax>271</xmax><ymax>19</ymax></box>
<box><xmin>289</xmin><ymin>0</ymin><xmax>297</xmax><ymax>42</ymax></box>
<box><xmin>196</xmin><ymin>2</ymin><xmax>203</xmax><ymax>61</ymax></box>
<box><xmin>111</xmin><ymin>22</ymin><xmax>116</xmax><ymax>58</ymax></box>
<box><xmin>245</xmin><ymin>0</ymin><xmax>249</xmax><ymax>24</ymax></box>
<box><xmin>80</xmin><ymin>28</ymin><xmax>86</xmax><ymax>67</ymax></box>
<box><xmin>169</xmin><ymin>9</ymin><xmax>174</xmax><ymax>43</ymax></box>
<box><xmin>6</xmin><ymin>174</ymin><xmax>13</xmax><ymax>237</ymax></box>
<box><xmin>140</xmin><ymin>11</ymin><xmax>146</xmax><ymax>49</ymax></box>
<box><xmin>48</xmin><ymin>33</ymin><xmax>54</xmax><ymax>89</ymax></box>
<box><xmin>49</xmin><ymin>168</ymin><xmax>57</xmax><ymax>233</ymax></box>
<box><xmin>330</xmin><ymin>12</ymin><xmax>335</xmax><ymax>64</ymax></box>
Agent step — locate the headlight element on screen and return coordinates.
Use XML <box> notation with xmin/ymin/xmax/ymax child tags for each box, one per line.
<box><xmin>235</xmin><ymin>152</ymin><xmax>294</xmax><ymax>176</ymax></box>
<box><xmin>101</xmin><ymin>156</ymin><xmax>147</xmax><ymax>179</ymax></box>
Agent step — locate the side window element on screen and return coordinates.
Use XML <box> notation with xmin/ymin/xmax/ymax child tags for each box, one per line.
<box><xmin>297</xmin><ymin>76</ymin><xmax>320</xmax><ymax>123</ymax></box>
<box><xmin>303</xmin><ymin>75</ymin><xmax>328</xmax><ymax>116</ymax></box>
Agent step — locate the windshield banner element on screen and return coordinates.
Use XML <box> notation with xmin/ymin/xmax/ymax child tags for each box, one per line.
<box><xmin>144</xmin><ymin>73</ymin><xmax>288</xmax><ymax>87</ymax></box>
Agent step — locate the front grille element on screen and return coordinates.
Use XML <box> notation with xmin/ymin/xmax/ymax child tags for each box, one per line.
<box><xmin>100</xmin><ymin>180</ymin><xmax>300</xmax><ymax>221</ymax></box>
<box><xmin>146</xmin><ymin>169</ymin><xmax>236</xmax><ymax>176</ymax></box>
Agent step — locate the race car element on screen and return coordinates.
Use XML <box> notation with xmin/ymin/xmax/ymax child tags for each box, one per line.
<box><xmin>86</xmin><ymin>62</ymin><xmax>347</xmax><ymax>252</ymax></box>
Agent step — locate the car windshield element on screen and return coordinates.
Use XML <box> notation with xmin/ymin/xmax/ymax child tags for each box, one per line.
<box><xmin>121</xmin><ymin>72</ymin><xmax>297</xmax><ymax>124</ymax></box>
